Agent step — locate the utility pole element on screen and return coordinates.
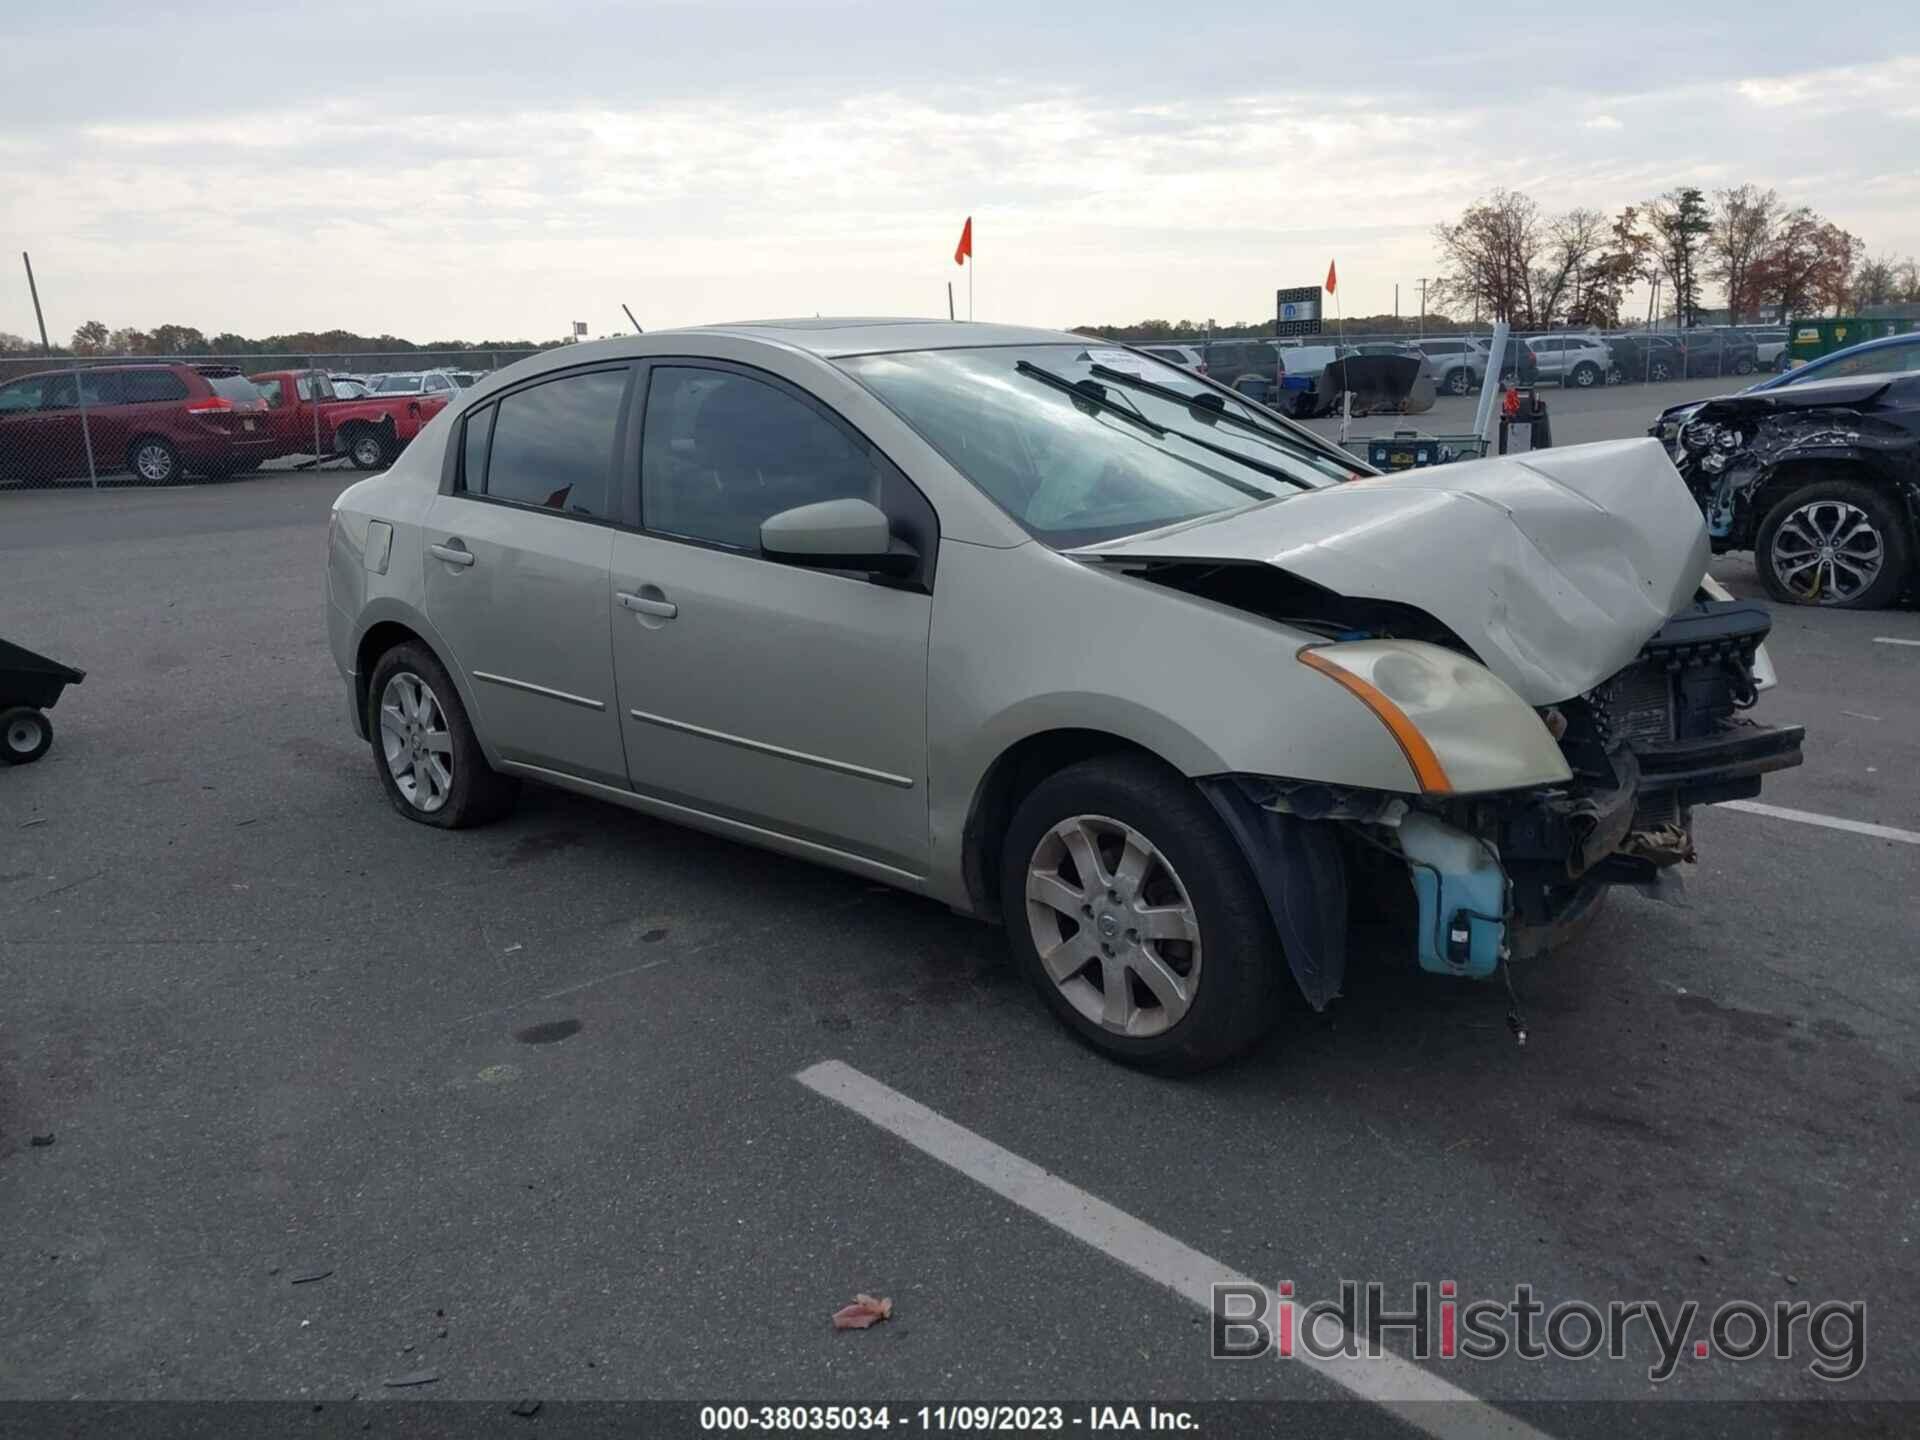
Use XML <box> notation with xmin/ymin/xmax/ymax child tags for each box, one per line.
<box><xmin>1418</xmin><ymin>278</ymin><xmax>1430</xmax><ymax>339</ymax></box>
<box><xmin>1394</xmin><ymin>283</ymin><xmax>1399</xmax><ymax>325</ymax></box>
<box><xmin>22</xmin><ymin>251</ymin><xmax>51</xmax><ymax>355</ymax></box>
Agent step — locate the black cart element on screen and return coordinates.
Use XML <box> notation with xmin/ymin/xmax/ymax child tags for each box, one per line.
<box><xmin>1</xmin><ymin>638</ymin><xmax>85</xmax><ymax>765</ymax></box>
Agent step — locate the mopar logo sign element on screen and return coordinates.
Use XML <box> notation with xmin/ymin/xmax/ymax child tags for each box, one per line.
<box><xmin>1276</xmin><ymin>286</ymin><xmax>1323</xmax><ymax>336</ymax></box>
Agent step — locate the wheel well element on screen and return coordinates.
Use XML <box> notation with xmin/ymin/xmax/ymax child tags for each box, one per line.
<box><xmin>354</xmin><ymin>621</ymin><xmax>424</xmax><ymax>731</ymax></box>
<box><xmin>1745</xmin><ymin>459</ymin><xmax>1894</xmax><ymax>546</ymax></box>
<box><xmin>961</xmin><ymin>729</ymin><xmax>1171</xmax><ymax>920</ymax></box>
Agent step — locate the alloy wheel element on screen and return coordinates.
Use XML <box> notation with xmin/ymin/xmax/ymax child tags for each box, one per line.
<box><xmin>1024</xmin><ymin>814</ymin><xmax>1201</xmax><ymax>1038</ymax></box>
<box><xmin>1770</xmin><ymin>500</ymin><xmax>1885</xmax><ymax>604</ymax></box>
<box><xmin>134</xmin><ymin>443</ymin><xmax>174</xmax><ymax>482</ymax></box>
<box><xmin>353</xmin><ymin>435</ymin><xmax>385</xmax><ymax>468</ymax></box>
<box><xmin>379</xmin><ymin>671</ymin><xmax>454</xmax><ymax>812</ymax></box>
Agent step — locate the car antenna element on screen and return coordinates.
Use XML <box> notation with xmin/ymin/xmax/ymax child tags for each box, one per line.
<box><xmin>621</xmin><ymin>304</ymin><xmax>644</xmax><ymax>335</ymax></box>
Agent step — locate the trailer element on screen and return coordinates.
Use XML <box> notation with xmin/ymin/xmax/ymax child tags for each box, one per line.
<box><xmin>0</xmin><ymin>637</ymin><xmax>85</xmax><ymax>764</ymax></box>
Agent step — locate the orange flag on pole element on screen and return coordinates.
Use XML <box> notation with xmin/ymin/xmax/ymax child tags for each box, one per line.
<box><xmin>1325</xmin><ymin>258</ymin><xmax>1338</xmax><ymax>294</ymax></box>
<box><xmin>954</xmin><ymin>217</ymin><xmax>973</xmax><ymax>266</ymax></box>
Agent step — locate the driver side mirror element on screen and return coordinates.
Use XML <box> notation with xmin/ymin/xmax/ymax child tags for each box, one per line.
<box><xmin>760</xmin><ymin>498</ymin><xmax>918</xmax><ymax>578</ymax></box>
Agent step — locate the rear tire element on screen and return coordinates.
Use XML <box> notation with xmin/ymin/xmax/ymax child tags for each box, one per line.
<box><xmin>1734</xmin><ymin>357</ymin><xmax>1755</xmax><ymax>376</ymax></box>
<box><xmin>1571</xmin><ymin>362</ymin><xmax>1600</xmax><ymax>388</ymax></box>
<box><xmin>346</xmin><ymin>427</ymin><xmax>393</xmax><ymax>471</ymax></box>
<box><xmin>1755</xmin><ymin>479</ymin><xmax>1911</xmax><ymax>610</ymax></box>
<box><xmin>1444</xmin><ymin>368</ymin><xmax>1472</xmax><ymax>396</ymax></box>
<box><xmin>128</xmin><ymin>437</ymin><xmax>180</xmax><ymax>485</ymax></box>
<box><xmin>365</xmin><ymin>642</ymin><xmax>518</xmax><ymax>828</ymax></box>
<box><xmin>1</xmin><ymin>707</ymin><xmax>52</xmax><ymax>764</ymax></box>
<box><xmin>999</xmin><ymin>755</ymin><xmax>1282</xmax><ymax>1073</ymax></box>
<box><xmin>1649</xmin><ymin>359</ymin><xmax>1673</xmax><ymax>382</ymax></box>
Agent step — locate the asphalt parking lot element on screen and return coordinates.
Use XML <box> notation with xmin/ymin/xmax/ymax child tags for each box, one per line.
<box><xmin>3</xmin><ymin>408</ymin><xmax>1917</xmax><ymax>1434</ymax></box>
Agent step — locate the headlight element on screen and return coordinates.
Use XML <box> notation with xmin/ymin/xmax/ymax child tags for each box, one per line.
<box><xmin>1297</xmin><ymin>642</ymin><xmax>1572</xmax><ymax>795</ymax></box>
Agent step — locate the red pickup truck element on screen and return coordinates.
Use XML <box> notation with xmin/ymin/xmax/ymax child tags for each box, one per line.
<box><xmin>247</xmin><ymin>370</ymin><xmax>452</xmax><ymax>470</ymax></box>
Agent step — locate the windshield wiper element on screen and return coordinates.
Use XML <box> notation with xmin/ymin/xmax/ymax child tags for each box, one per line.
<box><xmin>1014</xmin><ymin>360</ymin><xmax>1295</xmax><ymax>499</ymax></box>
<box><xmin>1014</xmin><ymin>360</ymin><xmax>1166</xmax><ymax>437</ymax></box>
<box><xmin>1087</xmin><ymin>363</ymin><xmax>1347</xmax><ymax>475</ymax></box>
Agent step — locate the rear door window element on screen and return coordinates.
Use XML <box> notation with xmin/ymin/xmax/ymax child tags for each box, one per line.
<box><xmin>474</xmin><ymin>368</ymin><xmax>627</xmax><ymax>519</ymax></box>
<box><xmin>254</xmin><ymin>378</ymin><xmax>287</xmax><ymax>406</ymax></box>
<box><xmin>75</xmin><ymin>371</ymin><xmax>126</xmax><ymax>406</ymax></box>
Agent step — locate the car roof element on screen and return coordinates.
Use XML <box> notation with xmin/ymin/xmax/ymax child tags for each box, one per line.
<box><xmin>1750</xmin><ymin>332</ymin><xmax>1919</xmax><ymax>391</ymax></box>
<box><xmin>678</xmin><ymin>317</ymin><xmax>1083</xmax><ymax>358</ymax></box>
<box><xmin>1</xmin><ymin>361</ymin><xmax>186</xmax><ymax>382</ymax></box>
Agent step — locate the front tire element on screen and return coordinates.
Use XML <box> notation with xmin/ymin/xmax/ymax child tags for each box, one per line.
<box><xmin>366</xmin><ymin>642</ymin><xmax>518</xmax><ymax>827</ymax></box>
<box><xmin>1756</xmin><ymin>480</ymin><xmax>1912</xmax><ymax>609</ymax></box>
<box><xmin>1734</xmin><ymin>356</ymin><xmax>1755</xmax><ymax>376</ymax></box>
<box><xmin>1649</xmin><ymin>358</ymin><xmax>1673</xmax><ymax>382</ymax></box>
<box><xmin>1444</xmin><ymin>368</ymin><xmax>1472</xmax><ymax>397</ymax></box>
<box><xmin>1</xmin><ymin>707</ymin><xmax>52</xmax><ymax>764</ymax></box>
<box><xmin>1000</xmin><ymin>755</ymin><xmax>1282</xmax><ymax>1073</ymax></box>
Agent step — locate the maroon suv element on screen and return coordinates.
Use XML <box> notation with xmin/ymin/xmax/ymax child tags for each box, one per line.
<box><xmin>0</xmin><ymin>363</ymin><xmax>273</xmax><ymax>484</ymax></box>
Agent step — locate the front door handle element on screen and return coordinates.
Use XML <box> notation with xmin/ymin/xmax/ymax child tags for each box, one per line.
<box><xmin>617</xmin><ymin>590</ymin><xmax>678</xmax><ymax>619</ymax></box>
<box><xmin>429</xmin><ymin>540</ymin><xmax>475</xmax><ymax>567</ymax></box>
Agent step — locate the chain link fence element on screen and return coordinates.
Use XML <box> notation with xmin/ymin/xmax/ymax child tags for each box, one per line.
<box><xmin>3</xmin><ymin>325</ymin><xmax>1793</xmax><ymax>494</ymax></box>
<box><xmin>0</xmin><ymin>349</ymin><xmax>541</xmax><ymax>491</ymax></box>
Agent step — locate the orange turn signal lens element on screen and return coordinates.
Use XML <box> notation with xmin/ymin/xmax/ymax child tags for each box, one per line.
<box><xmin>1297</xmin><ymin>647</ymin><xmax>1454</xmax><ymax>794</ymax></box>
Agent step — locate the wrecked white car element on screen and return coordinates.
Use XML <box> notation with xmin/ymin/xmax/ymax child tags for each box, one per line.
<box><xmin>328</xmin><ymin>321</ymin><xmax>1804</xmax><ymax>1073</ymax></box>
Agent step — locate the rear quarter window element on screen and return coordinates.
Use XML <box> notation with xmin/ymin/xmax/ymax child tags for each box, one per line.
<box><xmin>122</xmin><ymin>370</ymin><xmax>190</xmax><ymax>403</ymax></box>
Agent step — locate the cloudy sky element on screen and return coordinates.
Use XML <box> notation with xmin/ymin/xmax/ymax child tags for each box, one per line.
<box><xmin>3</xmin><ymin>1</ymin><xmax>1917</xmax><ymax>346</ymax></box>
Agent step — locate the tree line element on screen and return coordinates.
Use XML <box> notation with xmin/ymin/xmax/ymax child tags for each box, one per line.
<box><xmin>1078</xmin><ymin>186</ymin><xmax>1917</xmax><ymax>342</ymax></box>
<box><xmin>1426</xmin><ymin>185</ymin><xmax>1909</xmax><ymax>330</ymax></box>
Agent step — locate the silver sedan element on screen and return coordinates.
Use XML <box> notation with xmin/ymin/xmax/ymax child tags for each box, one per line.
<box><xmin>327</xmin><ymin>320</ymin><xmax>1802</xmax><ymax>1071</ymax></box>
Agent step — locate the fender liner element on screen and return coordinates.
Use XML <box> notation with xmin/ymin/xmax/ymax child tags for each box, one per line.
<box><xmin>1196</xmin><ymin>777</ymin><xmax>1348</xmax><ymax>1011</ymax></box>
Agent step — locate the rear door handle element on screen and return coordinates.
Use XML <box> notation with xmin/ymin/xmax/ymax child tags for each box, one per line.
<box><xmin>617</xmin><ymin>590</ymin><xmax>678</xmax><ymax>619</ymax></box>
<box><xmin>429</xmin><ymin>541</ymin><xmax>475</xmax><ymax>567</ymax></box>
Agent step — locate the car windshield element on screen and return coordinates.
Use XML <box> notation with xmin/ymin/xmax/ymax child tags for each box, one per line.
<box><xmin>840</xmin><ymin>343</ymin><xmax>1354</xmax><ymax>547</ymax></box>
<box><xmin>373</xmin><ymin>374</ymin><xmax>422</xmax><ymax>392</ymax></box>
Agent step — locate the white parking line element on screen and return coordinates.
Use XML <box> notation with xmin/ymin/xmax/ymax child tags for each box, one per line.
<box><xmin>796</xmin><ymin>1059</ymin><xmax>1549</xmax><ymax>1440</ymax></box>
<box><xmin>1719</xmin><ymin>800</ymin><xmax>1920</xmax><ymax>846</ymax></box>
<box><xmin>1871</xmin><ymin>636</ymin><xmax>1920</xmax><ymax>647</ymax></box>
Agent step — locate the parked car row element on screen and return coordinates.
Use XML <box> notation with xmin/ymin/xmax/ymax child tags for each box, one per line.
<box><xmin>1180</xmin><ymin>339</ymin><xmax>1438</xmax><ymax>418</ymax></box>
<box><xmin>1135</xmin><ymin>326</ymin><xmax>1796</xmax><ymax>401</ymax></box>
<box><xmin>0</xmin><ymin>361</ymin><xmax>465</xmax><ymax>485</ymax></box>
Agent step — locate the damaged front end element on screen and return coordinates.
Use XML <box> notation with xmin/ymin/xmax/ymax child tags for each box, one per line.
<box><xmin>1203</xmin><ymin>595</ymin><xmax>1803</xmax><ymax>1010</ymax></box>
<box><xmin>1668</xmin><ymin>383</ymin><xmax>1920</xmax><ymax>551</ymax></box>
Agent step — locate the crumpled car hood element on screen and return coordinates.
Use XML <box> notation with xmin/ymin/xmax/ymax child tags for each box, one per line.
<box><xmin>1072</xmin><ymin>437</ymin><xmax>1709</xmax><ymax>704</ymax></box>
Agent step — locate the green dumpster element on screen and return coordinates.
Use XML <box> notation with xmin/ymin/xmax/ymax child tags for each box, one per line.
<box><xmin>1785</xmin><ymin>316</ymin><xmax>1918</xmax><ymax>367</ymax></box>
